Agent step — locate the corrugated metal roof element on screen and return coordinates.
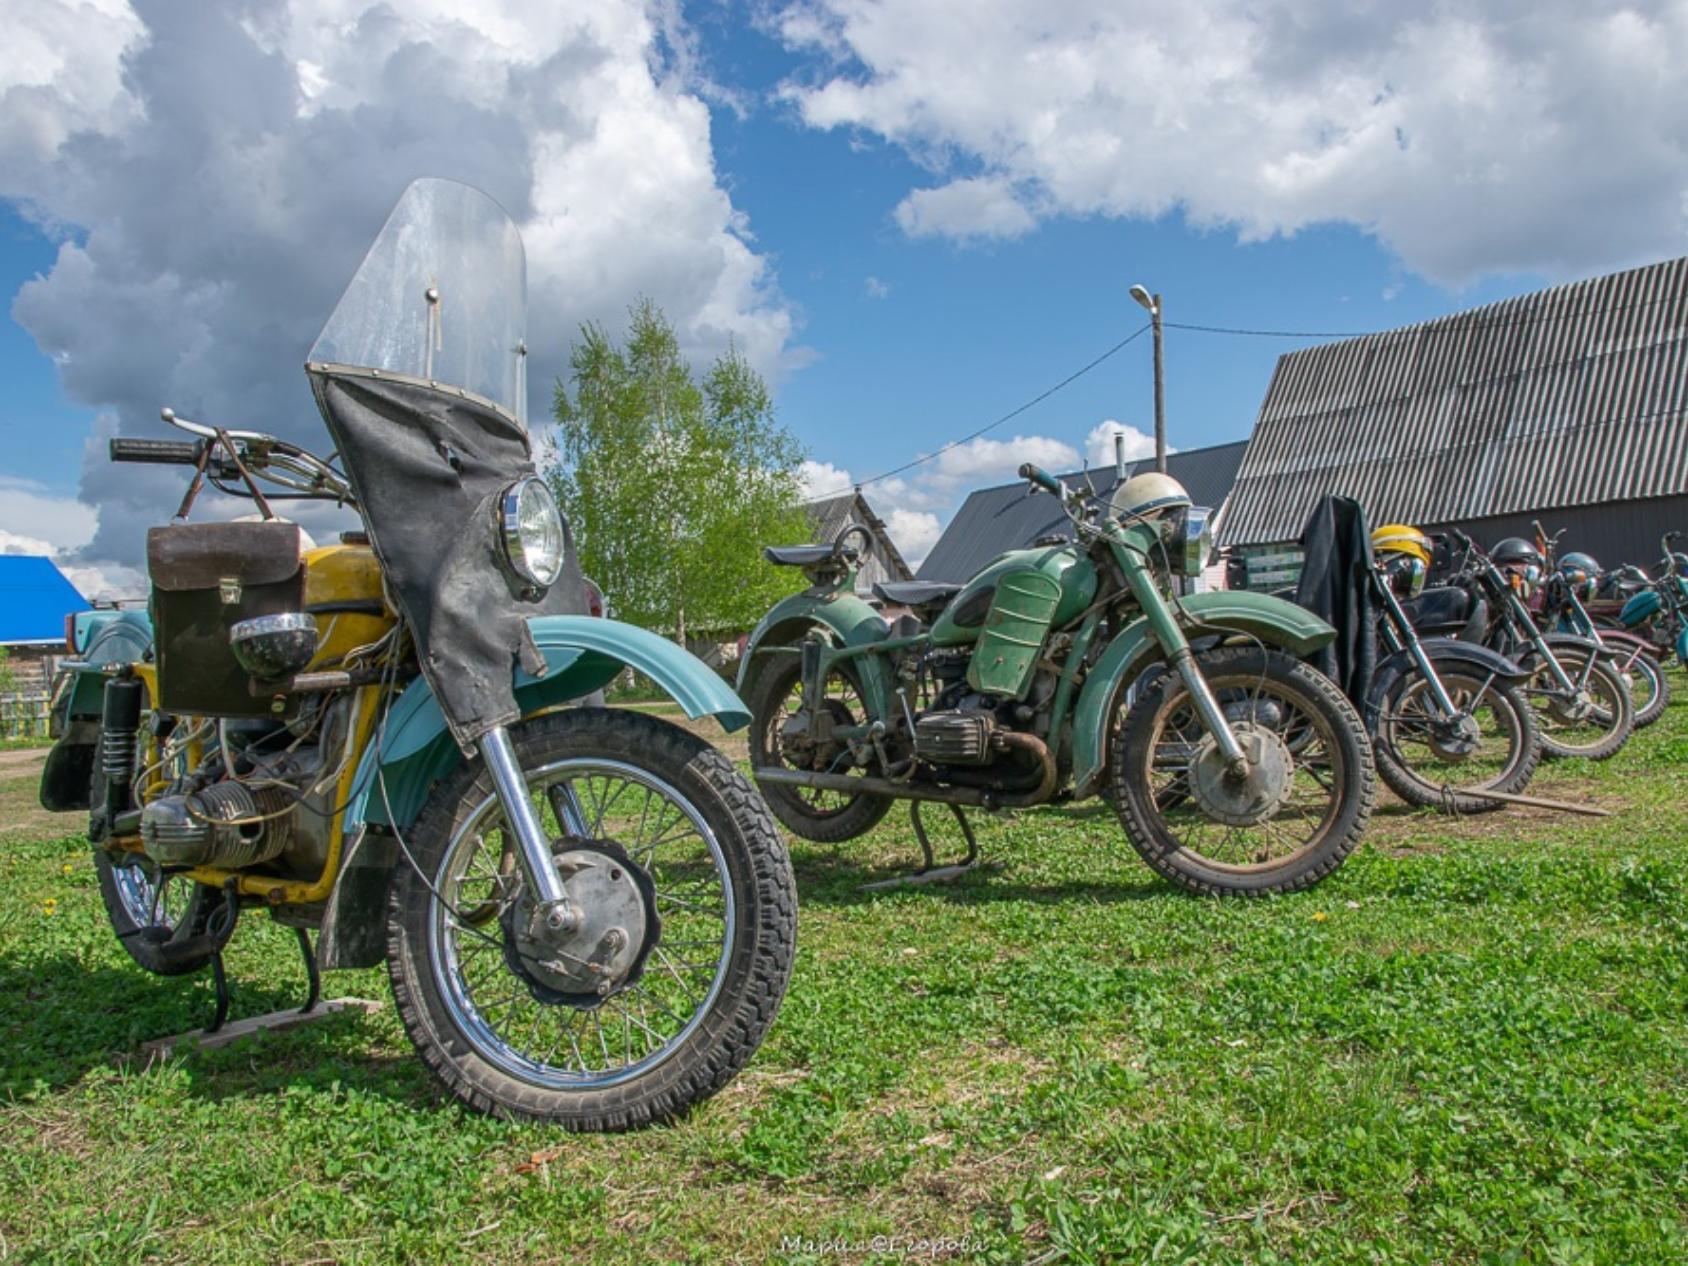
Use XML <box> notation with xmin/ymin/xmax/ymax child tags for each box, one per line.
<box><xmin>0</xmin><ymin>555</ymin><xmax>89</xmax><ymax>645</ymax></box>
<box><xmin>1222</xmin><ymin>255</ymin><xmax>1688</xmax><ymax>546</ymax></box>
<box><xmin>916</xmin><ymin>440</ymin><xmax>1249</xmax><ymax>582</ymax></box>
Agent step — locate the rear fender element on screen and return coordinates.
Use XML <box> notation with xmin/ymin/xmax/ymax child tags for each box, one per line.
<box><xmin>735</xmin><ymin>591</ymin><xmax>896</xmax><ymax>717</ymax></box>
<box><xmin>1068</xmin><ymin>591</ymin><xmax>1336</xmax><ymax>798</ymax></box>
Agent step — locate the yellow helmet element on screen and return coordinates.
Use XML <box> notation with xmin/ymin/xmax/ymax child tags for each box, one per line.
<box><xmin>1371</xmin><ymin>523</ymin><xmax>1432</xmax><ymax>567</ymax></box>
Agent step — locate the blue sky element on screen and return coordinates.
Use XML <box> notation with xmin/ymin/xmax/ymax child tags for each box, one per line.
<box><xmin>2</xmin><ymin>1</ymin><xmax>1682</xmax><ymax>588</ymax></box>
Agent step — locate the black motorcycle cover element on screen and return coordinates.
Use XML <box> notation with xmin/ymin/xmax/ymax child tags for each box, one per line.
<box><xmin>309</xmin><ymin>369</ymin><xmax>587</xmax><ymax>750</ymax></box>
<box><xmin>1293</xmin><ymin>495</ymin><xmax>1376</xmax><ymax>707</ymax></box>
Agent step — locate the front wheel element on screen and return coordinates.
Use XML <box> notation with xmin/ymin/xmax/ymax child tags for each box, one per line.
<box><xmin>1518</xmin><ymin>647</ymin><xmax>1633</xmax><ymax>760</ymax></box>
<box><xmin>1108</xmin><ymin>646</ymin><xmax>1375</xmax><ymax>896</ymax></box>
<box><xmin>1619</xmin><ymin>649</ymin><xmax>1670</xmax><ymax>728</ymax></box>
<box><xmin>1372</xmin><ymin>667</ymin><xmax>1540</xmax><ymax>813</ymax></box>
<box><xmin>386</xmin><ymin>708</ymin><xmax>797</xmax><ymax>1129</ymax></box>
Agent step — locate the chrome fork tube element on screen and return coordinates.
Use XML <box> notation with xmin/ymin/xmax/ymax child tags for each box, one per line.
<box><xmin>479</xmin><ymin>725</ymin><xmax>573</xmax><ymax>920</ymax></box>
<box><xmin>1170</xmin><ymin>646</ymin><xmax>1249</xmax><ymax>769</ymax></box>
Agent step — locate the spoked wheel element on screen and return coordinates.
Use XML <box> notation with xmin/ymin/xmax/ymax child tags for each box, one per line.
<box><xmin>1517</xmin><ymin>647</ymin><xmax>1633</xmax><ymax>759</ymax></box>
<box><xmin>747</xmin><ymin>656</ymin><xmax>892</xmax><ymax>843</ymax></box>
<box><xmin>95</xmin><ymin>852</ymin><xmax>222</xmax><ymax>976</ymax></box>
<box><xmin>1109</xmin><ymin>646</ymin><xmax>1374</xmax><ymax>896</ymax></box>
<box><xmin>1373</xmin><ymin>669</ymin><xmax>1540</xmax><ymax>812</ymax></box>
<box><xmin>386</xmin><ymin>709</ymin><xmax>796</xmax><ymax>1129</ymax></box>
<box><xmin>1614</xmin><ymin>649</ymin><xmax>1669</xmax><ymax>727</ymax></box>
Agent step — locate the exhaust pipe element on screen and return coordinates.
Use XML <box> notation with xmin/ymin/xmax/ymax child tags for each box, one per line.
<box><xmin>755</xmin><ymin>732</ymin><xmax>1058</xmax><ymax>810</ymax></box>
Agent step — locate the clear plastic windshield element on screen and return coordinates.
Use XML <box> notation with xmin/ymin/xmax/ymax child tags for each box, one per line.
<box><xmin>310</xmin><ymin>178</ymin><xmax>528</xmax><ymax>425</ymax></box>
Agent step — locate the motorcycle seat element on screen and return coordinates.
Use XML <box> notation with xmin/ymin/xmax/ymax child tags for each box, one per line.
<box><xmin>763</xmin><ymin>544</ymin><xmax>837</xmax><ymax>567</ymax></box>
<box><xmin>872</xmin><ymin>580</ymin><xmax>964</xmax><ymax>609</ymax></box>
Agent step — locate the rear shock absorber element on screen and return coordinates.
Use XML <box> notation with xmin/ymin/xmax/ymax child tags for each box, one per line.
<box><xmin>96</xmin><ymin>670</ymin><xmax>144</xmax><ymax>838</ymax></box>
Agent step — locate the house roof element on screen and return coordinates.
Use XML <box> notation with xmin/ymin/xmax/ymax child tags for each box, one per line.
<box><xmin>805</xmin><ymin>488</ymin><xmax>913</xmax><ymax>583</ymax></box>
<box><xmin>0</xmin><ymin>556</ymin><xmax>89</xmax><ymax>646</ymax></box>
<box><xmin>1221</xmin><ymin>254</ymin><xmax>1688</xmax><ymax>547</ymax></box>
<box><xmin>915</xmin><ymin>440</ymin><xmax>1249</xmax><ymax>582</ymax></box>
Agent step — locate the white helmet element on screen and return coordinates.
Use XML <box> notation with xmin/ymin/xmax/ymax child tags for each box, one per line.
<box><xmin>1110</xmin><ymin>471</ymin><xmax>1190</xmax><ymax>522</ymax></box>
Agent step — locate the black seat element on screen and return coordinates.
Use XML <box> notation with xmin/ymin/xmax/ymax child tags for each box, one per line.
<box><xmin>872</xmin><ymin>580</ymin><xmax>964</xmax><ymax>609</ymax></box>
<box><xmin>763</xmin><ymin>544</ymin><xmax>837</xmax><ymax>567</ymax></box>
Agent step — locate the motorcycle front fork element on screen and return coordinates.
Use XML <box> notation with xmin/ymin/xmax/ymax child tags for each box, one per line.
<box><xmin>479</xmin><ymin>725</ymin><xmax>579</xmax><ymax>934</ymax></box>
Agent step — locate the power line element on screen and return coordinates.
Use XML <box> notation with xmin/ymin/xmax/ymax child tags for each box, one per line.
<box><xmin>807</xmin><ymin>323</ymin><xmax>1150</xmax><ymax>501</ymax></box>
<box><xmin>1167</xmin><ymin>290</ymin><xmax>1687</xmax><ymax>341</ymax></box>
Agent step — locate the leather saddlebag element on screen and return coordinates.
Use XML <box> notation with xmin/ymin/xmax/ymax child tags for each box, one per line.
<box><xmin>147</xmin><ymin>521</ymin><xmax>306</xmax><ymax>717</ymax></box>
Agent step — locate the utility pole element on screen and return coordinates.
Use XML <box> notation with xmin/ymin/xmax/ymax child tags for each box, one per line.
<box><xmin>1129</xmin><ymin>284</ymin><xmax>1166</xmax><ymax>473</ymax></box>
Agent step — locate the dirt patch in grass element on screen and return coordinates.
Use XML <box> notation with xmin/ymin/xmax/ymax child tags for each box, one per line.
<box><xmin>0</xmin><ymin>748</ymin><xmax>80</xmax><ymax>843</ymax></box>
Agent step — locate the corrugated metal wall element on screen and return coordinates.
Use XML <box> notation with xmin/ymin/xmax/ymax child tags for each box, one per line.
<box><xmin>1222</xmin><ymin>256</ymin><xmax>1688</xmax><ymax>546</ymax></box>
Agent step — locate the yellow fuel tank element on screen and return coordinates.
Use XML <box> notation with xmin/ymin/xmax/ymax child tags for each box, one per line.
<box><xmin>302</xmin><ymin>542</ymin><xmax>394</xmax><ymax>669</ymax></box>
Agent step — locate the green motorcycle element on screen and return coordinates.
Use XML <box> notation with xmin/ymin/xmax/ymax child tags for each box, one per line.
<box><xmin>740</xmin><ymin>465</ymin><xmax>1375</xmax><ymax>895</ymax></box>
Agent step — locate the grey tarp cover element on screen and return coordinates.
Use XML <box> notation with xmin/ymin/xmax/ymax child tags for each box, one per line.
<box><xmin>309</xmin><ymin>370</ymin><xmax>587</xmax><ymax>749</ymax></box>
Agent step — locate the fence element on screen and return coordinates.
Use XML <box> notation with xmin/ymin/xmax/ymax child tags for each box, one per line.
<box><xmin>1</xmin><ymin>692</ymin><xmax>51</xmax><ymax>740</ymax></box>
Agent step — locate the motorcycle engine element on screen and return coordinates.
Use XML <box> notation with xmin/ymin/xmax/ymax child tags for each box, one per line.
<box><xmin>137</xmin><ymin>696</ymin><xmax>351</xmax><ymax>876</ymax></box>
<box><xmin>914</xmin><ymin>710</ymin><xmax>996</xmax><ymax>765</ymax></box>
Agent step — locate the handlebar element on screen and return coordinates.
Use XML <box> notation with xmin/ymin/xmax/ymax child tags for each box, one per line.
<box><xmin>110</xmin><ymin>437</ymin><xmax>206</xmax><ymax>466</ymax></box>
<box><xmin>1019</xmin><ymin>463</ymin><xmax>1064</xmax><ymax>498</ymax></box>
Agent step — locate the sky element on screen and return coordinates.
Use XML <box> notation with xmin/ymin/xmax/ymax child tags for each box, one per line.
<box><xmin>2</xmin><ymin>0</ymin><xmax>1686</xmax><ymax>595</ymax></box>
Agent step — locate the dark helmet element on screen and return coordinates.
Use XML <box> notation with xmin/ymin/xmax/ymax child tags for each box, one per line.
<box><xmin>1491</xmin><ymin>537</ymin><xmax>1544</xmax><ymax>571</ymax></box>
<box><xmin>1558</xmin><ymin>550</ymin><xmax>1600</xmax><ymax>601</ymax></box>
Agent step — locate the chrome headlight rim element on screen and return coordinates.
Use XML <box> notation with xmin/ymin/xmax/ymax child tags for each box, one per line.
<box><xmin>498</xmin><ymin>476</ymin><xmax>566</xmax><ymax>591</ymax></box>
<box><xmin>1165</xmin><ymin>505</ymin><xmax>1214</xmax><ymax>577</ymax></box>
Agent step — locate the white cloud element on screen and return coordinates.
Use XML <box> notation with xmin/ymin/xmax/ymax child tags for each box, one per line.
<box><xmin>0</xmin><ymin>476</ymin><xmax>97</xmax><ymax>552</ymax></box>
<box><xmin>893</xmin><ymin>177</ymin><xmax>1036</xmax><ymax>242</ymax></box>
<box><xmin>1</xmin><ymin>0</ymin><xmax>798</xmax><ymax>574</ymax></box>
<box><xmin>799</xmin><ymin>458</ymin><xmax>854</xmax><ymax>499</ymax></box>
<box><xmin>883</xmin><ymin>508</ymin><xmax>941</xmax><ymax>567</ymax></box>
<box><xmin>1084</xmin><ymin>420</ymin><xmax>1160</xmax><ymax>469</ymax></box>
<box><xmin>863</xmin><ymin>275</ymin><xmax>891</xmax><ymax>299</ymax></box>
<box><xmin>777</xmin><ymin>1</ymin><xmax>1688</xmax><ymax>284</ymax></box>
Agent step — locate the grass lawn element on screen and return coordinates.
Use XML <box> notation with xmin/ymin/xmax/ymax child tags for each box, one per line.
<box><xmin>1</xmin><ymin>696</ymin><xmax>1685</xmax><ymax>1264</ymax></box>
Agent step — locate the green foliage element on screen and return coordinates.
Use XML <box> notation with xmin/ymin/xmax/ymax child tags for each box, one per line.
<box><xmin>0</xmin><ymin>646</ymin><xmax>13</xmax><ymax>694</ymax></box>
<box><xmin>3</xmin><ymin>691</ymin><xmax>1687</xmax><ymax>1261</ymax></box>
<box><xmin>547</xmin><ymin>301</ymin><xmax>812</xmax><ymax>640</ymax></box>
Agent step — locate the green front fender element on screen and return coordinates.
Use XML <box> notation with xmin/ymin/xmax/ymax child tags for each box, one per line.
<box><xmin>735</xmin><ymin>591</ymin><xmax>895</xmax><ymax>716</ymax></box>
<box><xmin>345</xmin><ymin>615</ymin><xmax>749</xmax><ymax>832</ymax></box>
<box><xmin>1068</xmin><ymin>591</ymin><xmax>1335</xmax><ymax>797</ymax></box>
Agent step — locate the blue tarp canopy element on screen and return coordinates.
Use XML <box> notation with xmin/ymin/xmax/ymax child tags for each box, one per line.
<box><xmin>0</xmin><ymin>556</ymin><xmax>89</xmax><ymax>646</ymax></box>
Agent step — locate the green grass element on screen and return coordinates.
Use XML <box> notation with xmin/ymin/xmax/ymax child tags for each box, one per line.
<box><xmin>2</xmin><ymin>697</ymin><xmax>1686</xmax><ymax>1263</ymax></box>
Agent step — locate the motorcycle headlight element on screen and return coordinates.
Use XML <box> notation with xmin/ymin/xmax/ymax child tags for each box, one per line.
<box><xmin>1164</xmin><ymin>505</ymin><xmax>1214</xmax><ymax>577</ymax></box>
<box><xmin>499</xmin><ymin>477</ymin><xmax>566</xmax><ymax>591</ymax></box>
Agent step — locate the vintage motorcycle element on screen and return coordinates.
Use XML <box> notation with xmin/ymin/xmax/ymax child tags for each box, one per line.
<box><xmin>1605</xmin><ymin>534</ymin><xmax>1688</xmax><ymax>675</ymax></box>
<box><xmin>1360</xmin><ymin>527</ymin><xmax>1540</xmax><ymax>813</ymax></box>
<box><xmin>40</xmin><ymin>178</ymin><xmax>796</xmax><ymax>1129</ymax></box>
<box><xmin>1408</xmin><ymin>530</ymin><xmax>1633</xmax><ymax>760</ymax></box>
<box><xmin>740</xmin><ymin>465</ymin><xmax>1376</xmax><ymax>896</ymax></box>
<box><xmin>1533</xmin><ymin>528</ymin><xmax>1669</xmax><ymax>726</ymax></box>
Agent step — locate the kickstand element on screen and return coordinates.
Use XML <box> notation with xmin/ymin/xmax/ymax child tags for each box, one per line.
<box><xmin>207</xmin><ymin>951</ymin><xmax>232</xmax><ymax>1034</ymax></box>
<box><xmin>204</xmin><ymin>882</ymin><xmax>241</xmax><ymax>1033</ymax></box>
<box><xmin>294</xmin><ymin>927</ymin><xmax>322</xmax><ymax>1015</ymax></box>
<box><xmin>861</xmin><ymin>801</ymin><xmax>997</xmax><ymax>890</ymax></box>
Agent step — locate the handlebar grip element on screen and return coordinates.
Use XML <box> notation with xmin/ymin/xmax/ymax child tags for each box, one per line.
<box><xmin>110</xmin><ymin>437</ymin><xmax>205</xmax><ymax>466</ymax></box>
<box><xmin>1018</xmin><ymin>463</ymin><xmax>1063</xmax><ymax>496</ymax></box>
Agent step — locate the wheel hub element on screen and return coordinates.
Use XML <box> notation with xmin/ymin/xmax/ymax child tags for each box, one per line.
<box><xmin>1188</xmin><ymin>723</ymin><xmax>1294</xmax><ymax>827</ymax></box>
<box><xmin>1546</xmin><ymin>689</ymin><xmax>1594</xmax><ymax>723</ymax></box>
<box><xmin>1426</xmin><ymin>712</ymin><xmax>1482</xmax><ymax>760</ymax></box>
<box><xmin>500</xmin><ymin>838</ymin><xmax>660</xmax><ymax>1008</ymax></box>
<box><xmin>778</xmin><ymin>697</ymin><xmax>853</xmax><ymax>770</ymax></box>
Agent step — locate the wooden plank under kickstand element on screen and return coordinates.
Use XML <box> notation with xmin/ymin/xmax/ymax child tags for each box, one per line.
<box><xmin>141</xmin><ymin>998</ymin><xmax>383</xmax><ymax>1058</ymax></box>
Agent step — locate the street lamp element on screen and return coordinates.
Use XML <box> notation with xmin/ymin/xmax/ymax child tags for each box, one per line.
<box><xmin>1130</xmin><ymin>283</ymin><xmax>1166</xmax><ymax>474</ymax></box>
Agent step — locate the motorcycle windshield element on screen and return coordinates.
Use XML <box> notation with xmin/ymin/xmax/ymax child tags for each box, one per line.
<box><xmin>309</xmin><ymin>178</ymin><xmax>528</xmax><ymax>426</ymax></box>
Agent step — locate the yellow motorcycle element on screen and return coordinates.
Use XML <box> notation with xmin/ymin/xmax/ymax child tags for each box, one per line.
<box><xmin>41</xmin><ymin>179</ymin><xmax>796</xmax><ymax>1129</ymax></box>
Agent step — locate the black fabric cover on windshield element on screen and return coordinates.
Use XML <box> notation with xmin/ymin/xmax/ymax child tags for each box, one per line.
<box><xmin>309</xmin><ymin>370</ymin><xmax>586</xmax><ymax>750</ymax></box>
